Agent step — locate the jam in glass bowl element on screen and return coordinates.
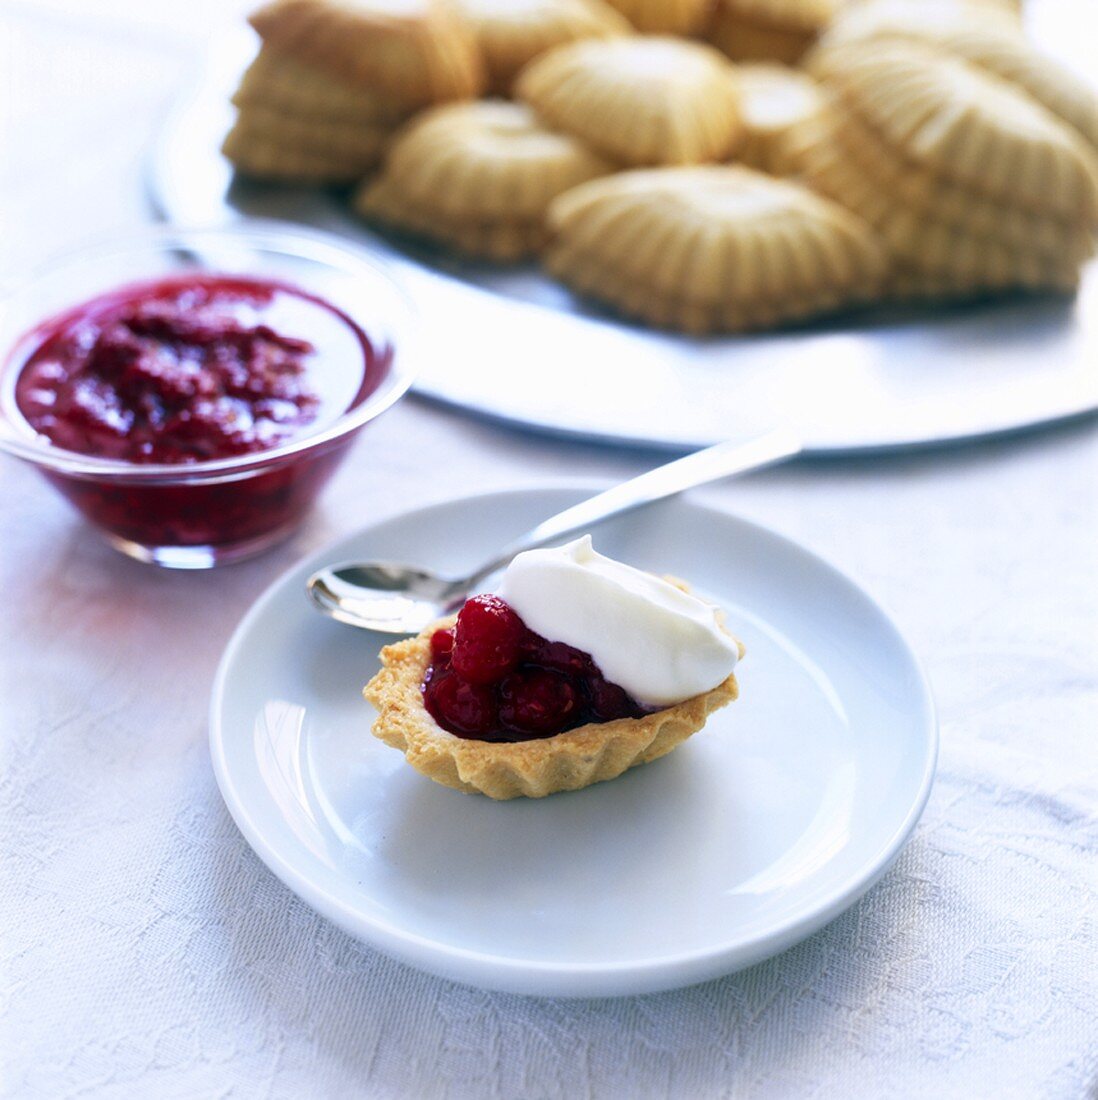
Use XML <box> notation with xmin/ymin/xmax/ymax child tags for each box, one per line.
<box><xmin>0</xmin><ymin>224</ymin><xmax>415</xmax><ymax>567</ymax></box>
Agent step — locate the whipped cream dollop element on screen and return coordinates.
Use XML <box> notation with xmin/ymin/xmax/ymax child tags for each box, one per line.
<box><xmin>496</xmin><ymin>536</ymin><xmax>739</xmax><ymax>708</ymax></box>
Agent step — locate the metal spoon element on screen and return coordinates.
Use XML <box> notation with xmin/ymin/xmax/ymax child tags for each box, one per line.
<box><xmin>306</xmin><ymin>427</ymin><xmax>801</xmax><ymax>634</ymax></box>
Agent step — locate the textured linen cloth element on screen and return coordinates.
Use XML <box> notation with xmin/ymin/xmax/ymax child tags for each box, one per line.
<box><xmin>3</xmin><ymin>4</ymin><xmax>1097</xmax><ymax>1097</ymax></box>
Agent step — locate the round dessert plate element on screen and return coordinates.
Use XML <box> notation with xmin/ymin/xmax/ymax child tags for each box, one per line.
<box><xmin>210</xmin><ymin>487</ymin><xmax>937</xmax><ymax>997</ymax></box>
<box><xmin>151</xmin><ymin>25</ymin><xmax>1098</xmax><ymax>455</ymax></box>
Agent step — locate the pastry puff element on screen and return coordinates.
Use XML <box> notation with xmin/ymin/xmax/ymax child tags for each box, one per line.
<box><xmin>355</xmin><ymin>100</ymin><xmax>615</xmax><ymax>260</ymax></box>
<box><xmin>248</xmin><ymin>0</ymin><xmax>485</xmax><ymax>107</ymax></box>
<box><xmin>455</xmin><ymin>0</ymin><xmax>631</xmax><ymax>94</ymax></box>
<box><xmin>810</xmin><ymin>0</ymin><xmax>1098</xmax><ymax>150</ymax></box>
<box><xmin>545</xmin><ymin>165</ymin><xmax>888</xmax><ymax>333</ymax></box>
<box><xmin>810</xmin><ymin>41</ymin><xmax>1098</xmax><ymax>224</ymax></box>
<box><xmin>516</xmin><ymin>37</ymin><xmax>743</xmax><ymax>166</ymax></box>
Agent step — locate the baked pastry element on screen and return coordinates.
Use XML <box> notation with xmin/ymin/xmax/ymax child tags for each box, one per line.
<box><xmin>247</xmin><ymin>0</ymin><xmax>485</xmax><ymax>107</ymax></box>
<box><xmin>602</xmin><ymin>0</ymin><xmax>714</xmax><ymax>34</ymax></box>
<box><xmin>355</xmin><ymin>100</ymin><xmax>615</xmax><ymax>259</ymax></box>
<box><xmin>810</xmin><ymin>0</ymin><xmax>1098</xmax><ymax>150</ymax></box>
<box><xmin>222</xmin><ymin>105</ymin><xmax>395</xmax><ymax>183</ymax></box>
<box><xmin>516</xmin><ymin>37</ymin><xmax>743</xmax><ymax>166</ymax></box>
<box><xmin>707</xmin><ymin>0</ymin><xmax>837</xmax><ymax>65</ymax></box>
<box><xmin>789</xmin><ymin>39</ymin><xmax>1098</xmax><ymax>295</ymax></box>
<box><xmin>231</xmin><ymin>48</ymin><xmax>415</xmax><ymax>126</ymax></box>
<box><xmin>546</xmin><ymin>165</ymin><xmax>888</xmax><ymax>332</ymax></box>
<box><xmin>455</xmin><ymin>0</ymin><xmax>631</xmax><ymax>94</ymax></box>
<box><xmin>226</xmin><ymin>0</ymin><xmax>485</xmax><ymax>185</ymax></box>
<box><xmin>735</xmin><ymin>63</ymin><xmax>825</xmax><ymax>175</ymax></box>
<box><xmin>364</xmin><ymin>537</ymin><xmax>744</xmax><ymax>799</ymax></box>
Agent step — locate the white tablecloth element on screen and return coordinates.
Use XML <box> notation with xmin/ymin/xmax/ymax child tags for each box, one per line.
<box><xmin>3</xmin><ymin>4</ymin><xmax>1097</xmax><ymax>1097</ymax></box>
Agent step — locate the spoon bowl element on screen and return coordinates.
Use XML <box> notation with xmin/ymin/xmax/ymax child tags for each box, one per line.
<box><xmin>307</xmin><ymin>562</ymin><xmax>465</xmax><ymax>633</ymax></box>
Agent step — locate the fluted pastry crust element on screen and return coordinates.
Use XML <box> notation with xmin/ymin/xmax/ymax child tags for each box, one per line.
<box><xmin>456</xmin><ymin>0</ymin><xmax>630</xmax><ymax>94</ymax></box>
<box><xmin>355</xmin><ymin>100</ymin><xmax>615</xmax><ymax>259</ymax></box>
<box><xmin>364</xmin><ymin>617</ymin><xmax>743</xmax><ymax>800</ymax></box>
<box><xmin>810</xmin><ymin>0</ymin><xmax>1098</xmax><ymax>149</ymax></box>
<box><xmin>808</xmin><ymin>41</ymin><xmax>1098</xmax><ymax>223</ymax></box>
<box><xmin>232</xmin><ymin>47</ymin><xmax>417</xmax><ymax>125</ymax></box>
<box><xmin>222</xmin><ymin>107</ymin><xmax>393</xmax><ymax>182</ymax></box>
<box><xmin>546</xmin><ymin>165</ymin><xmax>888</xmax><ymax>332</ymax></box>
<box><xmin>785</xmin><ymin>39</ymin><xmax>1098</xmax><ymax>295</ymax></box>
<box><xmin>248</xmin><ymin>0</ymin><xmax>485</xmax><ymax>106</ymax></box>
<box><xmin>516</xmin><ymin>37</ymin><xmax>743</xmax><ymax>166</ymax></box>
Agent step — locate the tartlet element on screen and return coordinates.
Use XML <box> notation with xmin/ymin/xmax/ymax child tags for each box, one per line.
<box><xmin>516</xmin><ymin>36</ymin><xmax>743</xmax><ymax>166</ymax></box>
<box><xmin>355</xmin><ymin>100</ymin><xmax>615</xmax><ymax>260</ymax></box>
<box><xmin>789</xmin><ymin>39</ymin><xmax>1098</xmax><ymax>295</ymax></box>
<box><xmin>546</xmin><ymin>165</ymin><xmax>889</xmax><ymax>332</ymax></box>
<box><xmin>365</xmin><ymin>616</ymin><xmax>743</xmax><ymax>800</ymax></box>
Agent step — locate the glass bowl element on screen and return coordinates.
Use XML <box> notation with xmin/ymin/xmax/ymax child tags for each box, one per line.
<box><xmin>0</xmin><ymin>223</ymin><xmax>416</xmax><ymax>568</ymax></box>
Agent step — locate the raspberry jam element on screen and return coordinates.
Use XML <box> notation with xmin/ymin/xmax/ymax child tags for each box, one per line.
<box><xmin>422</xmin><ymin>594</ymin><xmax>649</xmax><ymax>742</ymax></box>
<box><xmin>8</xmin><ymin>273</ymin><xmax>392</xmax><ymax>560</ymax></box>
<box><xmin>14</xmin><ymin>275</ymin><xmax>376</xmax><ymax>463</ymax></box>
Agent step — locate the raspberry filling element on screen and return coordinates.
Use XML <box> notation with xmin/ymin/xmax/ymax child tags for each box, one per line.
<box><xmin>421</xmin><ymin>594</ymin><xmax>649</xmax><ymax>741</ymax></box>
<box><xmin>13</xmin><ymin>274</ymin><xmax>377</xmax><ymax>465</ymax></box>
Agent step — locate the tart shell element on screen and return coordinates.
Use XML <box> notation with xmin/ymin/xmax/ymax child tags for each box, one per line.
<box><xmin>364</xmin><ymin>617</ymin><xmax>744</xmax><ymax>800</ymax></box>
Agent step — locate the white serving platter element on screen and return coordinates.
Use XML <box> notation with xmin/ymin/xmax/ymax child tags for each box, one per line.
<box><xmin>150</xmin><ymin>24</ymin><xmax>1098</xmax><ymax>456</ymax></box>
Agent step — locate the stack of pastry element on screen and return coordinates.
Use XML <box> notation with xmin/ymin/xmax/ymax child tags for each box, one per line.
<box><xmin>224</xmin><ymin>0</ymin><xmax>485</xmax><ymax>183</ymax></box>
<box><xmin>707</xmin><ymin>0</ymin><xmax>838</xmax><ymax>64</ymax></box>
<box><xmin>455</xmin><ymin>0</ymin><xmax>631</xmax><ymax>94</ymax></box>
<box><xmin>811</xmin><ymin>0</ymin><xmax>1098</xmax><ymax>150</ymax></box>
<box><xmin>516</xmin><ymin>37</ymin><xmax>744</xmax><ymax>165</ymax></box>
<box><xmin>788</xmin><ymin>39</ymin><xmax>1098</xmax><ymax>297</ymax></box>
<box><xmin>545</xmin><ymin>166</ymin><xmax>888</xmax><ymax>332</ymax></box>
<box><xmin>355</xmin><ymin>101</ymin><xmax>616</xmax><ymax>260</ymax></box>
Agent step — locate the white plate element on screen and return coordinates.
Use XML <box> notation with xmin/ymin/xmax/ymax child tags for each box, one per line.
<box><xmin>151</xmin><ymin>24</ymin><xmax>1098</xmax><ymax>456</ymax></box>
<box><xmin>209</xmin><ymin>488</ymin><xmax>937</xmax><ymax>997</ymax></box>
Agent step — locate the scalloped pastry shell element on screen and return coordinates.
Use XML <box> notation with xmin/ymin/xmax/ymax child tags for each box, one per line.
<box><xmin>602</xmin><ymin>0</ymin><xmax>713</xmax><ymax>35</ymax></box>
<box><xmin>222</xmin><ymin>107</ymin><xmax>393</xmax><ymax>182</ymax></box>
<box><xmin>232</xmin><ymin>47</ymin><xmax>417</xmax><ymax>124</ymax></box>
<box><xmin>456</xmin><ymin>0</ymin><xmax>630</xmax><ymax>93</ymax></box>
<box><xmin>787</xmin><ymin>105</ymin><xmax>1095</xmax><ymax>259</ymax></box>
<box><xmin>364</xmin><ymin>620</ymin><xmax>743</xmax><ymax>799</ymax></box>
<box><xmin>810</xmin><ymin>0</ymin><xmax>1098</xmax><ymax>149</ymax></box>
<box><xmin>810</xmin><ymin>40</ymin><xmax>1098</xmax><ymax>223</ymax></box>
<box><xmin>545</xmin><ymin>166</ymin><xmax>888</xmax><ymax>331</ymax></box>
<box><xmin>248</xmin><ymin>0</ymin><xmax>485</xmax><ymax>106</ymax></box>
<box><xmin>516</xmin><ymin>37</ymin><xmax>743</xmax><ymax>166</ymax></box>
<box><xmin>366</xmin><ymin>100</ymin><xmax>616</xmax><ymax>221</ymax></box>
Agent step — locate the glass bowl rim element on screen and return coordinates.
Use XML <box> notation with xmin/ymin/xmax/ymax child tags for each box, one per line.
<box><xmin>0</xmin><ymin>220</ymin><xmax>418</xmax><ymax>483</ymax></box>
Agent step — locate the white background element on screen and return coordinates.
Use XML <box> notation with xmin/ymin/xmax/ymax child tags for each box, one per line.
<box><xmin>2</xmin><ymin>2</ymin><xmax>1096</xmax><ymax>1096</ymax></box>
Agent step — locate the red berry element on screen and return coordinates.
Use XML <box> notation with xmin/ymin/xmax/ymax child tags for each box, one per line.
<box><xmin>498</xmin><ymin>669</ymin><xmax>578</xmax><ymax>736</ymax></box>
<box><xmin>529</xmin><ymin>639</ymin><xmax>593</xmax><ymax>678</ymax></box>
<box><xmin>586</xmin><ymin>678</ymin><xmax>637</xmax><ymax>722</ymax></box>
<box><xmin>423</xmin><ymin>670</ymin><xmax>498</xmax><ymax>737</ymax></box>
<box><xmin>452</xmin><ymin>594</ymin><xmax>524</xmax><ymax>684</ymax></box>
<box><xmin>430</xmin><ymin>628</ymin><xmax>454</xmax><ymax>659</ymax></box>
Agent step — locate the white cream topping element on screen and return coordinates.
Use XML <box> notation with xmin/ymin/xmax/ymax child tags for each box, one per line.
<box><xmin>496</xmin><ymin>535</ymin><xmax>739</xmax><ymax>708</ymax></box>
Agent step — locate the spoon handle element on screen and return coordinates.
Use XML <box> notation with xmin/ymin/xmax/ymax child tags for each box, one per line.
<box><xmin>461</xmin><ymin>427</ymin><xmax>802</xmax><ymax>592</ymax></box>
